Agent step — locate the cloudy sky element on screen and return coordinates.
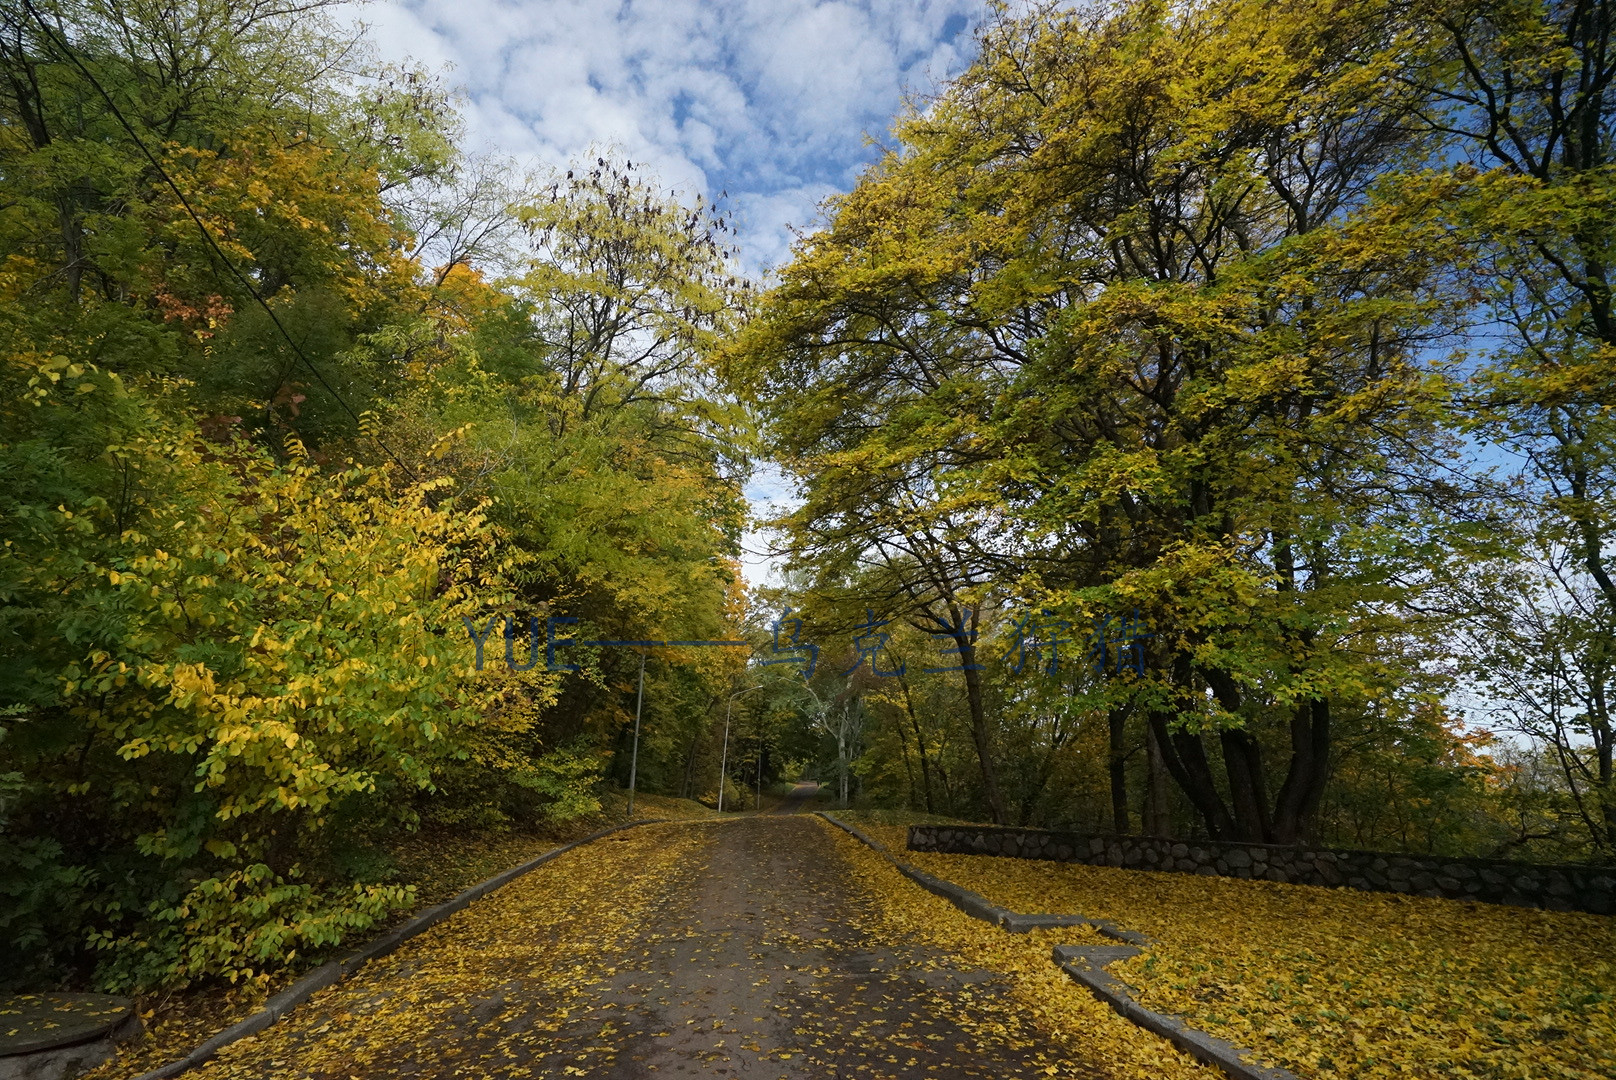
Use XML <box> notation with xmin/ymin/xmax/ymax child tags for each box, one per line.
<box><xmin>349</xmin><ymin>0</ymin><xmax>982</xmax><ymax>274</ymax></box>
<box><xmin>346</xmin><ymin>0</ymin><xmax>983</xmax><ymax>581</ymax></box>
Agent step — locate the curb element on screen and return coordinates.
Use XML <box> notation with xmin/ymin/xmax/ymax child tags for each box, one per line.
<box><xmin>1049</xmin><ymin>946</ymin><xmax>1297</xmax><ymax>1080</ymax></box>
<box><xmin>816</xmin><ymin>813</ymin><xmax>1299</xmax><ymax>1080</ymax></box>
<box><xmin>815</xmin><ymin>813</ymin><xmax>1125</xmax><ymax>939</ymax></box>
<box><xmin>129</xmin><ymin>818</ymin><xmax>660</xmax><ymax>1080</ymax></box>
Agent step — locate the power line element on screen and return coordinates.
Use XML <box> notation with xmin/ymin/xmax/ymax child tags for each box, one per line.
<box><xmin>21</xmin><ymin>0</ymin><xmax>419</xmax><ymax>481</ymax></box>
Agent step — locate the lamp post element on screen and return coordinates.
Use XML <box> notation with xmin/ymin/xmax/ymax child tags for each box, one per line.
<box><xmin>627</xmin><ymin>651</ymin><xmax>646</xmax><ymax>817</ymax></box>
<box><xmin>719</xmin><ymin>684</ymin><xmax>761</xmax><ymax>814</ymax></box>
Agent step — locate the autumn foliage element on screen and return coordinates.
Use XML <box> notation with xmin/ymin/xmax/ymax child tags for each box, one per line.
<box><xmin>0</xmin><ymin>0</ymin><xmax>743</xmax><ymax>990</ymax></box>
<box><xmin>729</xmin><ymin>0</ymin><xmax>1616</xmax><ymax>866</ymax></box>
<box><xmin>3</xmin><ymin>0</ymin><xmax>1615</xmax><ymax>1023</ymax></box>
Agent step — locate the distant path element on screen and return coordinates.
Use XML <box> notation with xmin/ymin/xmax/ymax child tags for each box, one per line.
<box><xmin>184</xmin><ymin>818</ymin><xmax>1100</xmax><ymax>1079</ymax></box>
<box><xmin>768</xmin><ymin>780</ymin><xmax>821</xmax><ymax>814</ymax></box>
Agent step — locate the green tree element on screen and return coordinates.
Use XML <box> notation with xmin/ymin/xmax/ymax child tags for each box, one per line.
<box><xmin>732</xmin><ymin>0</ymin><xmax>1474</xmax><ymax>842</ymax></box>
<box><xmin>1412</xmin><ymin>0</ymin><xmax>1616</xmax><ymax>854</ymax></box>
<box><xmin>0</xmin><ymin>1</ymin><xmax>754</xmax><ymax>990</ymax></box>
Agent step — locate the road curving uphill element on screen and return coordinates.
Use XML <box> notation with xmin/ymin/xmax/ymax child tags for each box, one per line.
<box><xmin>100</xmin><ymin>816</ymin><xmax>1222</xmax><ymax>1080</ymax></box>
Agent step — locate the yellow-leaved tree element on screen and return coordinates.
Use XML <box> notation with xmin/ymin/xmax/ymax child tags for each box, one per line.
<box><xmin>4</xmin><ymin>354</ymin><xmax>518</xmax><ymax>986</ymax></box>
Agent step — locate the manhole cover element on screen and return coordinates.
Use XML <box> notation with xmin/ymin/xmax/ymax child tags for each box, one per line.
<box><xmin>0</xmin><ymin>995</ymin><xmax>135</xmax><ymax>1057</ymax></box>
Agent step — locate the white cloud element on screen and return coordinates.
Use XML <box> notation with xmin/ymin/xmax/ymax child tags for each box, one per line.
<box><xmin>349</xmin><ymin>0</ymin><xmax>978</xmax><ymax>252</ymax></box>
<box><xmin>345</xmin><ymin>0</ymin><xmax>980</xmax><ymax>581</ymax></box>
<box><xmin>740</xmin><ymin>461</ymin><xmax>800</xmax><ymax>588</ymax></box>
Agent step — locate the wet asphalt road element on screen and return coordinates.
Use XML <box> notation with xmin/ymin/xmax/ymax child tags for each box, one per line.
<box><xmin>185</xmin><ymin>804</ymin><xmax>1097</xmax><ymax>1080</ymax></box>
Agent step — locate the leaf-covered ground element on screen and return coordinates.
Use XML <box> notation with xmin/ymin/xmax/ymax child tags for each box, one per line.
<box><xmin>95</xmin><ymin>812</ymin><xmax>1219</xmax><ymax>1079</ymax></box>
<box><xmin>851</xmin><ymin>822</ymin><xmax>1616</xmax><ymax>1079</ymax></box>
<box><xmin>92</xmin><ymin>794</ymin><xmax>721</xmax><ymax>1079</ymax></box>
<box><xmin>817</xmin><ymin>821</ymin><xmax>1219</xmax><ymax>1080</ymax></box>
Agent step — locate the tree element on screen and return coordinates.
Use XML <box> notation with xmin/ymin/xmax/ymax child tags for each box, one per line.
<box><xmin>732</xmin><ymin>0</ymin><xmax>1472</xmax><ymax>842</ymax></box>
<box><xmin>1409</xmin><ymin>0</ymin><xmax>1616</xmax><ymax>855</ymax></box>
<box><xmin>0</xmin><ymin>1</ymin><xmax>755</xmax><ymax>990</ymax></box>
<box><xmin>1459</xmin><ymin>532</ymin><xmax>1616</xmax><ymax>853</ymax></box>
<box><xmin>395</xmin><ymin>153</ymin><xmax>750</xmax><ymax>758</ymax></box>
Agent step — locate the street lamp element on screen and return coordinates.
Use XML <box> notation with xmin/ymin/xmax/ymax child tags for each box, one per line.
<box><xmin>757</xmin><ymin>729</ymin><xmax>765</xmax><ymax>811</ymax></box>
<box><xmin>627</xmin><ymin>651</ymin><xmax>647</xmax><ymax>817</ymax></box>
<box><xmin>719</xmin><ymin>684</ymin><xmax>761</xmax><ymax>814</ymax></box>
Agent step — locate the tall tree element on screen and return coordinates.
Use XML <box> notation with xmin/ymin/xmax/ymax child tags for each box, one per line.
<box><xmin>733</xmin><ymin>0</ymin><xmax>1470</xmax><ymax>841</ymax></box>
<box><xmin>1412</xmin><ymin>0</ymin><xmax>1616</xmax><ymax>852</ymax></box>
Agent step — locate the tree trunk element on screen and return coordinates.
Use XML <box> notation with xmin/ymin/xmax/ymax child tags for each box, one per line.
<box><xmin>1149</xmin><ymin>710</ymin><xmax>1238</xmax><ymax>840</ymax></box>
<box><xmin>1144</xmin><ymin>721</ymin><xmax>1172</xmax><ymax>836</ymax></box>
<box><xmin>1219</xmin><ymin>728</ymin><xmax>1272</xmax><ymax>842</ymax></box>
<box><xmin>1271</xmin><ymin>697</ymin><xmax>1332</xmax><ymax>844</ymax></box>
<box><xmin>680</xmin><ymin>730</ymin><xmax>701</xmax><ymax>800</ymax></box>
<box><xmin>896</xmin><ymin>672</ymin><xmax>936</xmax><ymax>813</ymax></box>
<box><xmin>959</xmin><ymin>638</ymin><xmax>1008</xmax><ymax>824</ymax></box>
<box><xmin>837</xmin><ymin>723</ymin><xmax>849</xmax><ymax>807</ymax></box>
<box><xmin>59</xmin><ymin>192</ymin><xmax>84</xmax><ymax>303</ymax></box>
<box><xmin>1598</xmin><ymin>719</ymin><xmax>1614</xmax><ymax>852</ymax></box>
<box><xmin>892</xmin><ymin>703</ymin><xmax>919</xmax><ymax>809</ymax></box>
<box><xmin>1199</xmin><ymin>667</ymin><xmax>1271</xmax><ymax>842</ymax></box>
<box><xmin>1107</xmin><ymin>705</ymin><xmax>1131</xmax><ymax>834</ymax></box>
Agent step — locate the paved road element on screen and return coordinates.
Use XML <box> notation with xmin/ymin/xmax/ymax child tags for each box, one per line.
<box><xmin>768</xmin><ymin>780</ymin><xmax>823</xmax><ymax>814</ymax></box>
<box><xmin>190</xmin><ymin>816</ymin><xmax>1100</xmax><ymax>1079</ymax></box>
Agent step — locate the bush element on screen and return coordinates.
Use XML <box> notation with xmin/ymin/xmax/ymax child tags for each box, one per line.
<box><xmin>88</xmin><ymin>865</ymin><xmax>414</xmax><ymax>990</ymax></box>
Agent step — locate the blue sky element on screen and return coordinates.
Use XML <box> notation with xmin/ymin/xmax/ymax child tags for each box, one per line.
<box><xmin>347</xmin><ymin>0</ymin><xmax>984</xmax><ymax>581</ymax></box>
<box><xmin>350</xmin><ymin>0</ymin><xmax>981</xmax><ymax>273</ymax></box>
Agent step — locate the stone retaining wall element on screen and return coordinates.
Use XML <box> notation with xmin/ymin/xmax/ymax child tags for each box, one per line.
<box><xmin>907</xmin><ymin>825</ymin><xmax>1616</xmax><ymax>915</ymax></box>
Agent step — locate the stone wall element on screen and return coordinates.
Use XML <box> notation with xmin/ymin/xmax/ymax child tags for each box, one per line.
<box><xmin>907</xmin><ymin>825</ymin><xmax>1616</xmax><ymax>915</ymax></box>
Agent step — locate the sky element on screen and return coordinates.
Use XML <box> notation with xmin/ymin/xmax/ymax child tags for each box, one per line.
<box><xmin>344</xmin><ymin>0</ymin><xmax>984</xmax><ymax>582</ymax></box>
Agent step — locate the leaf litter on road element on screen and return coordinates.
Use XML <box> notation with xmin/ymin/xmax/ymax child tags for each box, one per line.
<box><xmin>107</xmin><ymin>817</ymin><xmax>1226</xmax><ymax>1079</ymax></box>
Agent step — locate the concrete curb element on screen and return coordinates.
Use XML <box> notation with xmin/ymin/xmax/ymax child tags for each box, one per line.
<box><xmin>815</xmin><ymin>814</ymin><xmax>1130</xmax><ymax>940</ymax></box>
<box><xmin>1050</xmin><ymin>945</ymin><xmax>1299</xmax><ymax>1080</ymax></box>
<box><xmin>129</xmin><ymin>818</ymin><xmax>660</xmax><ymax>1080</ymax></box>
<box><xmin>816</xmin><ymin>813</ymin><xmax>1299</xmax><ymax>1080</ymax></box>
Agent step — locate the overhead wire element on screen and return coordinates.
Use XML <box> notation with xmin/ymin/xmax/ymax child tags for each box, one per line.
<box><xmin>20</xmin><ymin>0</ymin><xmax>419</xmax><ymax>481</ymax></box>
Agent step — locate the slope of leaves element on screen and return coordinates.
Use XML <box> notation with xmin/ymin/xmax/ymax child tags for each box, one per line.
<box><xmin>890</xmin><ymin>840</ymin><xmax>1616</xmax><ymax>1079</ymax></box>
<box><xmin>93</xmin><ymin>797</ymin><xmax>720</xmax><ymax>1077</ymax></box>
<box><xmin>818</xmin><ymin>820</ymin><xmax>1224</xmax><ymax>1080</ymax></box>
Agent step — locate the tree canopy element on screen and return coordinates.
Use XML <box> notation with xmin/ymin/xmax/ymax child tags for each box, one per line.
<box><xmin>0</xmin><ymin>0</ymin><xmax>747</xmax><ymax>990</ymax></box>
<box><xmin>729</xmin><ymin>0</ymin><xmax>1616</xmax><ymax>857</ymax></box>
<box><xmin>4</xmin><ymin>0</ymin><xmax>1615</xmax><ymax>998</ymax></box>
